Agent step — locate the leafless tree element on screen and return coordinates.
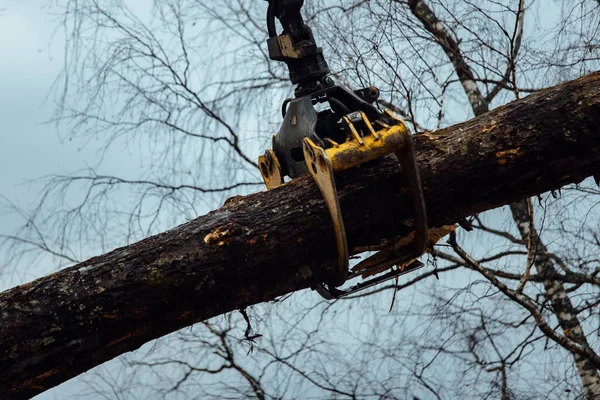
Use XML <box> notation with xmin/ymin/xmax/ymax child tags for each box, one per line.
<box><xmin>2</xmin><ymin>0</ymin><xmax>600</xmax><ymax>399</ymax></box>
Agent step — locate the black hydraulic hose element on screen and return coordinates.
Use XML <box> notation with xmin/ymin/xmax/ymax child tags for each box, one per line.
<box><xmin>328</xmin><ymin>96</ymin><xmax>351</xmax><ymax>116</ymax></box>
<box><xmin>281</xmin><ymin>98</ymin><xmax>293</xmax><ymax>118</ymax></box>
<box><xmin>267</xmin><ymin>0</ymin><xmax>278</xmax><ymax>38</ymax></box>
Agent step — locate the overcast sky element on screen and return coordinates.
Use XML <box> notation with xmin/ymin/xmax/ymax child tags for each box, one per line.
<box><xmin>1</xmin><ymin>3</ymin><xmax>67</xmax><ymax>286</ymax></box>
<box><xmin>0</xmin><ymin>2</ymin><xmax>65</xmax><ymax>205</ymax></box>
<box><xmin>0</xmin><ymin>2</ymin><xmax>151</xmax><ymax>289</ymax></box>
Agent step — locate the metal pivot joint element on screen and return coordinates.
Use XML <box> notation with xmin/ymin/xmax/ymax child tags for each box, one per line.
<box><xmin>266</xmin><ymin>0</ymin><xmax>330</xmax><ymax>96</ymax></box>
<box><xmin>259</xmin><ymin>0</ymin><xmax>429</xmax><ymax>299</ymax></box>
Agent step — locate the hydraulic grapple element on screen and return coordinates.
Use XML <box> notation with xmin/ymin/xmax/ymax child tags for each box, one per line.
<box><xmin>259</xmin><ymin>0</ymin><xmax>429</xmax><ymax>298</ymax></box>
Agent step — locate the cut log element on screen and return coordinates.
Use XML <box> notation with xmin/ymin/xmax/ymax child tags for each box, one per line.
<box><xmin>1</xmin><ymin>71</ymin><xmax>600</xmax><ymax>399</ymax></box>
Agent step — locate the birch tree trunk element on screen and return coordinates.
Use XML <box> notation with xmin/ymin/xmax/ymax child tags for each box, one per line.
<box><xmin>407</xmin><ymin>0</ymin><xmax>600</xmax><ymax>397</ymax></box>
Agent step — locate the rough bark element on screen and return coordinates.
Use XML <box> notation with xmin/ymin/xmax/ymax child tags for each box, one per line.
<box><xmin>1</xmin><ymin>72</ymin><xmax>600</xmax><ymax>398</ymax></box>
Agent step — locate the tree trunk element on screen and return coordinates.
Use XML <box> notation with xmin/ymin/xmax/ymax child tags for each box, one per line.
<box><xmin>510</xmin><ymin>202</ymin><xmax>600</xmax><ymax>397</ymax></box>
<box><xmin>2</xmin><ymin>71</ymin><xmax>600</xmax><ymax>399</ymax></box>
